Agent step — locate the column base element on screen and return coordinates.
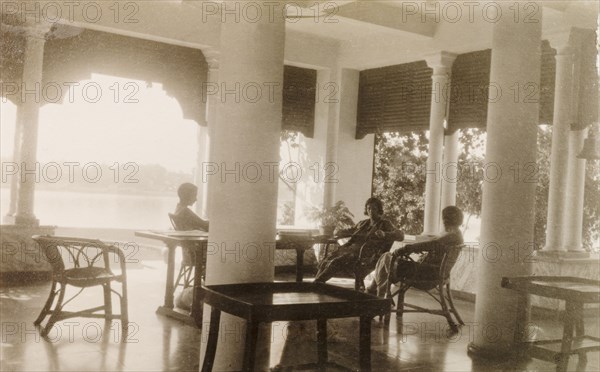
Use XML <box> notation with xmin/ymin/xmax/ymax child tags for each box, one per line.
<box><xmin>14</xmin><ymin>215</ymin><xmax>39</xmax><ymax>227</ymax></box>
<box><xmin>535</xmin><ymin>249</ymin><xmax>590</xmax><ymax>259</ymax></box>
<box><xmin>3</xmin><ymin>214</ymin><xmax>16</xmax><ymax>224</ymax></box>
<box><xmin>467</xmin><ymin>342</ymin><xmax>529</xmax><ymax>361</ymax></box>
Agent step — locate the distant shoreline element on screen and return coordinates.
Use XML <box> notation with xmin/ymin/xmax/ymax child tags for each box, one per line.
<box><xmin>0</xmin><ymin>185</ymin><xmax>175</xmax><ymax>198</ymax></box>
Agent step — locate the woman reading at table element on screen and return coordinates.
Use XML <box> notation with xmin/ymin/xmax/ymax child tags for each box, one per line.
<box><xmin>173</xmin><ymin>183</ymin><xmax>209</xmax><ymax>231</ymax></box>
<box><xmin>313</xmin><ymin>197</ymin><xmax>403</xmax><ymax>283</ymax></box>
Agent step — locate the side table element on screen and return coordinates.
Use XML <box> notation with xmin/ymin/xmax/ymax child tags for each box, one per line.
<box><xmin>198</xmin><ymin>282</ymin><xmax>391</xmax><ymax>372</ymax></box>
<box><xmin>501</xmin><ymin>276</ymin><xmax>600</xmax><ymax>372</ymax></box>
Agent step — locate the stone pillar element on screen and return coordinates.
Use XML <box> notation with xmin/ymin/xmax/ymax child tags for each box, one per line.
<box><xmin>440</xmin><ymin>129</ymin><xmax>459</xmax><ymax>229</ymax></box>
<box><xmin>14</xmin><ymin>22</ymin><xmax>51</xmax><ymax>226</ymax></box>
<box><xmin>195</xmin><ymin>124</ymin><xmax>210</xmax><ymax>219</ymax></box>
<box><xmin>423</xmin><ymin>52</ymin><xmax>456</xmax><ymax>235</ymax></box>
<box><xmin>563</xmin><ymin>127</ymin><xmax>587</xmax><ymax>253</ymax></box>
<box><xmin>293</xmin><ymin>69</ymin><xmax>330</xmax><ymax>225</ymax></box>
<box><xmin>201</xmin><ymin>54</ymin><xmax>219</xmax><ymax>220</ymax></box>
<box><xmin>4</xmin><ymin>105</ymin><xmax>24</xmax><ymax>223</ymax></box>
<box><xmin>323</xmin><ymin>67</ymin><xmax>341</xmax><ymax>209</ymax></box>
<box><xmin>332</xmin><ymin>68</ymin><xmax>373</xmax><ymax>218</ymax></box>
<box><xmin>469</xmin><ymin>3</ymin><xmax>542</xmax><ymax>358</ymax></box>
<box><xmin>542</xmin><ymin>34</ymin><xmax>576</xmax><ymax>254</ymax></box>
<box><xmin>562</xmin><ymin>32</ymin><xmax>588</xmax><ymax>255</ymax></box>
<box><xmin>199</xmin><ymin>3</ymin><xmax>285</xmax><ymax>370</ymax></box>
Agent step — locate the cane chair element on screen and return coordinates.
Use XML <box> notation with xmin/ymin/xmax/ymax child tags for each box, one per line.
<box><xmin>321</xmin><ymin>236</ymin><xmax>401</xmax><ymax>291</ymax></box>
<box><xmin>168</xmin><ymin>213</ymin><xmax>202</xmax><ymax>289</ymax></box>
<box><xmin>32</xmin><ymin>235</ymin><xmax>128</xmax><ymax>337</ymax></box>
<box><xmin>384</xmin><ymin>244</ymin><xmax>465</xmax><ymax>332</ymax></box>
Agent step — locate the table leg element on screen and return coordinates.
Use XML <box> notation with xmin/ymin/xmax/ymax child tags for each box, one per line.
<box><xmin>295</xmin><ymin>248</ymin><xmax>304</xmax><ymax>282</ymax></box>
<box><xmin>192</xmin><ymin>242</ymin><xmax>205</xmax><ymax>327</ymax></box>
<box><xmin>165</xmin><ymin>243</ymin><xmax>176</xmax><ymax>309</ymax></box>
<box><xmin>242</xmin><ymin>320</ymin><xmax>260</xmax><ymax>372</ymax></box>
<box><xmin>317</xmin><ymin>319</ymin><xmax>327</xmax><ymax>371</ymax></box>
<box><xmin>201</xmin><ymin>307</ymin><xmax>221</xmax><ymax>372</ymax></box>
<box><xmin>513</xmin><ymin>292</ymin><xmax>529</xmax><ymax>344</ymax></box>
<box><xmin>557</xmin><ymin>302</ymin><xmax>576</xmax><ymax>372</ymax></box>
<box><xmin>359</xmin><ymin>316</ymin><xmax>372</xmax><ymax>372</ymax></box>
<box><xmin>573</xmin><ymin>302</ymin><xmax>588</xmax><ymax>368</ymax></box>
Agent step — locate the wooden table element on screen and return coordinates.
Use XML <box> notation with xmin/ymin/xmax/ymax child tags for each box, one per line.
<box><xmin>135</xmin><ymin>230</ymin><xmax>329</xmax><ymax>327</ymax></box>
<box><xmin>135</xmin><ymin>230</ymin><xmax>209</xmax><ymax>326</ymax></box>
<box><xmin>199</xmin><ymin>282</ymin><xmax>391</xmax><ymax>372</ymax></box>
<box><xmin>501</xmin><ymin>276</ymin><xmax>600</xmax><ymax>372</ymax></box>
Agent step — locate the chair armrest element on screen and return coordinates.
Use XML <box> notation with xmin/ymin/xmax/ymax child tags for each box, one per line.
<box><xmin>322</xmin><ymin>240</ymin><xmax>339</xmax><ymax>258</ymax></box>
<box><xmin>32</xmin><ymin>235</ymin><xmax>127</xmax><ymax>275</ymax></box>
<box><xmin>102</xmin><ymin>244</ymin><xmax>128</xmax><ymax>276</ymax></box>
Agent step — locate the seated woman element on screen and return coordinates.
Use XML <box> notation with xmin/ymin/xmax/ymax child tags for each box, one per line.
<box><xmin>367</xmin><ymin>205</ymin><xmax>464</xmax><ymax>298</ymax></box>
<box><xmin>314</xmin><ymin>197</ymin><xmax>404</xmax><ymax>284</ymax></box>
<box><xmin>173</xmin><ymin>183</ymin><xmax>209</xmax><ymax>231</ymax></box>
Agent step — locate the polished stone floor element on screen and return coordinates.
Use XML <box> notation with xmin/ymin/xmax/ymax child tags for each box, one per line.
<box><xmin>1</xmin><ymin>258</ymin><xmax>598</xmax><ymax>371</ymax></box>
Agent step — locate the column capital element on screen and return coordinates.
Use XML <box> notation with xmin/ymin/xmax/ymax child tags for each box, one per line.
<box><xmin>424</xmin><ymin>51</ymin><xmax>457</xmax><ymax>75</ymax></box>
<box><xmin>203</xmin><ymin>48</ymin><xmax>220</xmax><ymax>70</ymax></box>
<box><xmin>1</xmin><ymin>18</ymin><xmax>53</xmax><ymax>40</ymax></box>
<box><xmin>547</xmin><ymin>28</ymin><xmax>584</xmax><ymax>56</ymax></box>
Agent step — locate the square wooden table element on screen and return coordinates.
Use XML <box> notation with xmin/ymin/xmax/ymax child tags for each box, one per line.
<box><xmin>199</xmin><ymin>282</ymin><xmax>391</xmax><ymax>372</ymax></box>
<box><xmin>501</xmin><ymin>276</ymin><xmax>600</xmax><ymax>372</ymax></box>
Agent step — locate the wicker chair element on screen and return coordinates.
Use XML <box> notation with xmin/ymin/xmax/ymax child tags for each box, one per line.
<box><xmin>32</xmin><ymin>235</ymin><xmax>128</xmax><ymax>337</ymax></box>
<box><xmin>384</xmin><ymin>244</ymin><xmax>465</xmax><ymax>332</ymax></box>
<box><xmin>320</xmin><ymin>236</ymin><xmax>399</xmax><ymax>291</ymax></box>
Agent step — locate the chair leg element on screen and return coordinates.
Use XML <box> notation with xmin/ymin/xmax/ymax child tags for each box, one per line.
<box><xmin>42</xmin><ymin>283</ymin><xmax>67</xmax><ymax>337</ymax></box>
<box><xmin>34</xmin><ymin>280</ymin><xmax>57</xmax><ymax>326</ymax></box>
<box><xmin>445</xmin><ymin>283</ymin><xmax>464</xmax><ymax>325</ymax></box>
<box><xmin>396</xmin><ymin>290</ymin><xmax>405</xmax><ymax>321</ymax></box>
<box><xmin>185</xmin><ymin>266</ymin><xmax>195</xmax><ymax>288</ymax></box>
<box><xmin>438</xmin><ymin>283</ymin><xmax>458</xmax><ymax>331</ymax></box>
<box><xmin>174</xmin><ymin>265</ymin><xmax>186</xmax><ymax>289</ymax></box>
<box><xmin>120</xmin><ymin>279</ymin><xmax>128</xmax><ymax>329</ymax></box>
<box><xmin>103</xmin><ymin>283</ymin><xmax>113</xmax><ymax>318</ymax></box>
<box><xmin>355</xmin><ymin>275</ymin><xmax>365</xmax><ymax>291</ymax></box>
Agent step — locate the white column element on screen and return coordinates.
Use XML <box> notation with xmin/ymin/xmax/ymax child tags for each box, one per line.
<box><xmin>203</xmin><ymin>60</ymin><xmax>219</xmax><ymax>220</ymax></box>
<box><xmin>562</xmin><ymin>33</ymin><xmax>588</xmax><ymax>255</ymax></box>
<box><xmin>542</xmin><ymin>35</ymin><xmax>575</xmax><ymax>254</ymax></box>
<box><xmin>195</xmin><ymin>55</ymin><xmax>219</xmax><ymax>220</ymax></box>
<box><xmin>322</xmin><ymin>67</ymin><xmax>341</xmax><ymax>209</ymax></box>
<box><xmin>294</xmin><ymin>69</ymin><xmax>330</xmax><ymax>225</ymax></box>
<box><xmin>195</xmin><ymin>124</ymin><xmax>210</xmax><ymax>219</ymax></box>
<box><xmin>563</xmin><ymin>128</ymin><xmax>588</xmax><ymax>253</ymax></box>
<box><xmin>332</xmin><ymin>69</ymin><xmax>373</xmax><ymax>218</ymax></box>
<box><xmin>423</xmin><ymin>52</ymin><xmax>456</xmax><ymax>235</ymax></box>
<box><xmin>440</xmin><ymin>129</ymin><xmax>459</xmax><ymax>227</ymax></box>
<box><xmin>4</xmin><ymin>105</ymin><xmax>23</xmax><ymax>223</ymax></box>
<box><xmin>199</xmin><ymin>3</ymin><xmax>285</xmax><ymax>370</ymax></box>
<box><xmin>14</xmin><ymin>22</ymin><xmax>51</xmax><ymax>226</ymax></box>
<box><xmin>470</xmin><ymin>3</ymin><xmax>542</xmax><ymax>358</ymax></box>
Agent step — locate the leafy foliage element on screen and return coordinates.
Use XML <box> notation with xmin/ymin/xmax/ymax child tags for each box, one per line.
<box><xmin>373</xmin><ymin>131</ymin><xmax>428</xmax><ymax>235</ymax></box>
<box><xmin>307</xmin><ymin>200</ymin><xmax>355</xmax><ymax>229</ymax></box>
<box><xmin>373</xmin><ymin>126</ymin><xmax>599</xmax><ymax>251</ymax></box>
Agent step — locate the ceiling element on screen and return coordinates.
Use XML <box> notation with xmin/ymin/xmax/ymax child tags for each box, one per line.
<box><xmin>2</xmin><ymin>1</ymin><xmax>598</xmax><ymax>71</ymax></box>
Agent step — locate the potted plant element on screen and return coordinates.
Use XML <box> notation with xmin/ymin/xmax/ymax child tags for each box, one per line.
<box><xmin>307</xmin><ymin>200</ymin><xmax>355</xmax><ymax>237</ymax></box>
